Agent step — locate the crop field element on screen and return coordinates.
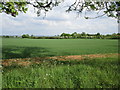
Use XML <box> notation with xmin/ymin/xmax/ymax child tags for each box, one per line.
<box><xmin>2</xmin><ymin>38</ymin><xmax>118</xmax><ymax>59</ymax></box>
<box><xmin>2</xmin><ymin>38</ymin><xmax>119</xmax><ymax>88</ymax></box>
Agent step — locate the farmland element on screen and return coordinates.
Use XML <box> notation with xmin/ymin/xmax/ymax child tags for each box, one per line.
<box><xmin>2</xmin><ymin>38</ymin><xmax>119</xmax><ymax>88</ymax></box>
<box><xmin>2</xmin><ymin>38</ymin><xmax>118</xmax><ymax>59</ymax></box>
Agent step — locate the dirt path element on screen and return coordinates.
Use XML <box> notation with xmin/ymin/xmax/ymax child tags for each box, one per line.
<box><xmin>2</xmin><ymin>53</ymin><xmax>119</xmax><ymax>66</ymax></box>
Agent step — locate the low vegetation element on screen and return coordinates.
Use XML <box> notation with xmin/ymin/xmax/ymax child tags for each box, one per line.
<box><xmin>2</xmin><ymin>39</ymin><xmax>119</xmax><ymax>88</ymax></box>
<box><xmin>2</xmin><ymin>55</ymin><xmax>119</xmax><ymax>88</ymax></box>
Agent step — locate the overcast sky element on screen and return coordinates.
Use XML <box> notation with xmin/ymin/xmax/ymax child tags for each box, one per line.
<box><xmin>1</xmin><ymin>1</ymin><xmax>118</xmax><ymax>36</ymax></box>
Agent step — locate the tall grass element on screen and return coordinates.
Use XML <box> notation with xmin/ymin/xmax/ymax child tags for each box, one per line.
<box><xmin>2</xmin><ymin>56</ymin><xmax>119</xmax><ymax>88</ymax></box>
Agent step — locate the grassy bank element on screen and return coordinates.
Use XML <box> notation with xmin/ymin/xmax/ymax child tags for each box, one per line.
<box><xmin>2</xmin><ymin>56</ymin><xmax>119</xmax><ymax>88</ymax></box>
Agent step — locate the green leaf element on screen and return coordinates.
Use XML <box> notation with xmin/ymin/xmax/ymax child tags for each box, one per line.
<box><xmin>90</xmin><ymin>4</ymin><xmax>96</xmax><ymax>10</ymax></box>
<box><xmin>0</xmin><ymin>3</ymin><xmax>3</xmax><ymax>8</ymax></box>
<box><xmin>16</xmin><ymin>11</ymin><xmax>18</xmax><ymax>15</ymax></box>
<box><xmin>11</xmin><ymin>9</ymin><xmax>14</xmax><ymax>12</ymax></box>
<box><xmin>24</xmin><ymin>8</ymin><xmax>28</xmax><ymax>11</ymax></box>
<box><xmin>0</xmin><ymin>10</ymin><xmax>2</xmax><ymax>13</ymax></box>
<box><xmin>104</xmin><ymin>11</ymin><xmax>108</xmax><ymax>13</ymax></box>
<box><xmin>116</xmin><ymin>7</ymin><xmax>120</xmax><ymax>11</ymax></box>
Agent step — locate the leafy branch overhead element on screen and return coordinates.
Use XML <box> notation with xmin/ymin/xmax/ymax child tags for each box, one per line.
<box><xmin>0</xmin><ymin>2</ymin><xmax>28</xmax><ymax>17</ymax></box>
<box><xmin>0</xmin><ymin>0</ymin><xmax>120</xmax><ymax>21</ymax></box>
<box><xmin>0</xmin><ymin>0</ymin><xmax>63</xmax><ymax>17</ymax></box>
<box><xmin>66</xmin><ymin>1</ymin><xmax>120</xmax><ymax>19</ymax></box>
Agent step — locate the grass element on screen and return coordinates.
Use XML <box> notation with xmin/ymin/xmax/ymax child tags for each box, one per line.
<box><xmin>2</xmin><ymin>38</ymin><xmax>119</xmax><ymax>88</ymax></box>
<box><xmin>2</xmin><ymin>38</ymin><xmax>118</xmax><ymax>59</ymax></box>
<box><xmin>2</xmin><ymin>56</ymin><xmax>120</xmax><ymax>88</ymax></box>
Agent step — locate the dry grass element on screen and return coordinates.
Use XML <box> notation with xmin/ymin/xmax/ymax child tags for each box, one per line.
<box><xmin>2</xmin><ymin>53</ymin><xmax>119</xmax><ymax>66</ymax></box>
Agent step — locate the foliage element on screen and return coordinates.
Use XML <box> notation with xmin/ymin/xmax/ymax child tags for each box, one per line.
<box><xmin>22</xmin><ymin>34</ymin><xmax>30</xmax><ymax>38</ymax></box>
<box><xmin>2</xmin><ymin>32</ymin><xmax>120</xmax><ymax>39</ymax></box>
<box><xmin>0</xmin><ymin>0</ymin><xmax>120</xmax><ymax>21</ymax></box>
<box><xmin>2</xmin><ymin>56</ymin><xmax>120</xmax><ymax>88</ymax></box>
<box><xmin>0</xmin><ymin>2</ymin><xmax>28</xmax><ymax>17</ymax></box>
<box><xmin>66</xmin><ymin>1</ymin><xmax>120</xmax><ymax>21</ymax></box>
<box><xmin>0</xmin><ymin>0</ymin><xmax>63</xmax><ymax>17</ymax></box>
<box><xmin>60</xmin><ymin>32</ymin><xmax>120</xmax><ymax>39</ymax></box>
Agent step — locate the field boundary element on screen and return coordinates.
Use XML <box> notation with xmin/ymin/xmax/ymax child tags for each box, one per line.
<box><xmin>2</xmin><ymin>53</ymin><xmax>119</xmax><ymax>66</ymax></box>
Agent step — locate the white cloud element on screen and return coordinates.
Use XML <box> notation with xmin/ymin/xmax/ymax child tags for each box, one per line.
<box><xmin>1</xmin><ymin>1</ymin><xmax>118</xmax><ymax>36</ymax></box>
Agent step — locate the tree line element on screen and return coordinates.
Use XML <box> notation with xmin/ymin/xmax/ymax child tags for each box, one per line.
<box><xmin>60</xmin><ymin>32</ymin><xmax>120</xmax><ymax>39</ymax></box>
<box><xmin>1</xmin><ymin>32</ymin><xmax>120</xmax><ymax>39</ymax></box>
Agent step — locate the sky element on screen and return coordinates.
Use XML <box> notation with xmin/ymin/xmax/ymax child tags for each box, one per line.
<box><xmin>1</xmin><ymin>0</ymin><xmax>118</xmax><ymax>36</ymax></box>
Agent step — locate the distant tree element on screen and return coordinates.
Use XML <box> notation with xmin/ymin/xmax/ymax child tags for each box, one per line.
<box><xmin>112</xmin><ymin>33</ymin><xmax>117</xmax><ymax>36</ymax></box>
<box><xmin>22</xmin><ymin>34</ymin><xmax>30</xmax><ymax>38</ymax></box>
<box><xmin>5</xmin><ymin>36</ymin><xmax>10</xmax><ymax>38</ymax></box>
<box><xmin>81</xmin><ymin>32</ymin><xmax>86</xmax><ymax>36</ymax></box>
<box><xmin>117</xmin><ymin>33</ymin><xmax>120</xmax><ymax>35</ymax></box>
<box><xmin>106</xmin><ymin>34</ymin><xmax>111</xmax><ymax>36</ymax></box>
<box><xmin>60</xmin><ymin>33</ymin><xmax>66</xmax><ymax>38</ymax></box>
<box><xmin>60</xmin><ymin>33</ymin><xmax>73</xmax><ymax>39</ymax></box>
<box><xmin>71</xmin><ymin>32</ymin><xmax>78</xmax><ymax>38</ymax></box>
<box><xmin>96</xmin><ymin>33</ymin><xmax>101</xmax><ymax>39</ymax></box>
<box><xmin>30</xmin><ymin>35</ymin><xmax>36</xmax><ymax>39</ymax></box>
<box><xmin>76</xmin><ymin>34</ymin><xmax>81</xmax><ymax>38</ymax></box>
<box><xmin>65</xmin><ymin>34</ymin><xmax>71</xmax><ymax>38</ymax></box>
<box><xmin>15</xmin><ymin>36</ymin><xmax>18</xmax><ymax>38</ymax></box>
<box><xmin>96</xmin><ymin>33</ymin><xmax>100</xmax><ymax>36</ymax></box>
<box><xmin>111</xmin><ymin>33</ymin><xmax>120</xmax><ymax>39</ymax></box>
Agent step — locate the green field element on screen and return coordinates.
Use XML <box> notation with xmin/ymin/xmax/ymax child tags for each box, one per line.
<box><xmin>2</xmin><ymin>38</ymin><xmax>119</xmax><ymax>88</ymax></box>
<box><xmin>2</xmin><ymin>38</ymin><xmax>118</xmax><ymax>59</ymax></box>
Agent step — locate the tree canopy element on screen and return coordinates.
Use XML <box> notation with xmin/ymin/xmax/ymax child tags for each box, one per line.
<box><xmin>0</xmin><ymin>0</ymin><xmax>120</xmax><ymax>22</ymax></box>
